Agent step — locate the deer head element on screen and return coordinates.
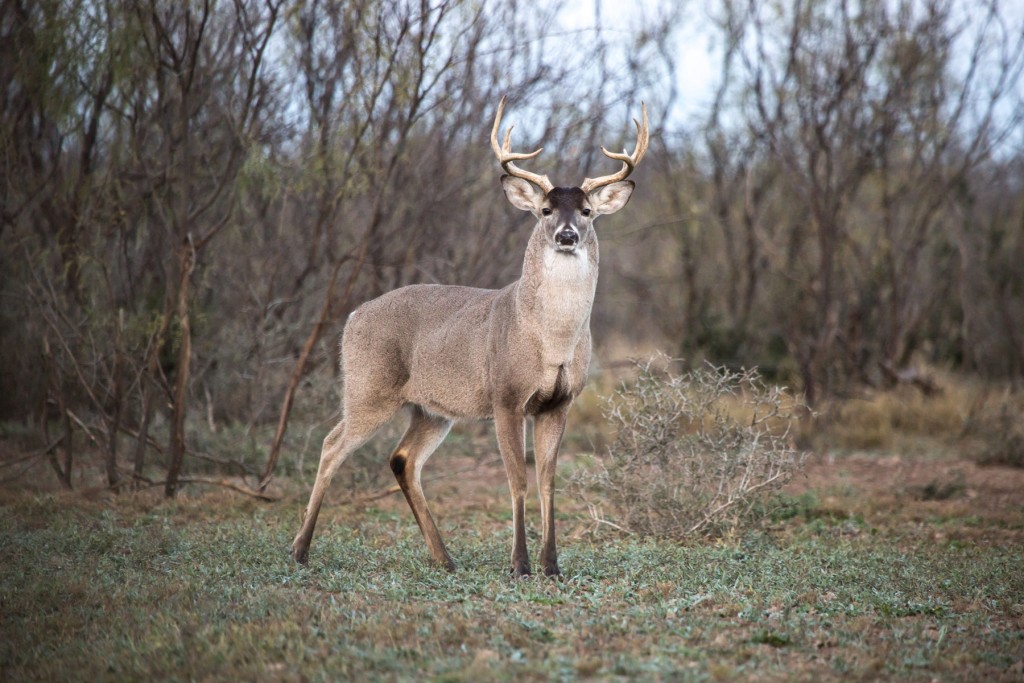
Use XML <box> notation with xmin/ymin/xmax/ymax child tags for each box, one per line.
<box><xmin>491</xmin><ymin>96</ymin><xmax>649</xmax><ymax>254</ymax></box>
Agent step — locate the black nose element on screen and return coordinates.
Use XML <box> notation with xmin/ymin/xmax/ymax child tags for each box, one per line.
<box><xmin>556</xmin><ymin>228</ymin><xmax>579</xmax><ymax>246</ymax></box>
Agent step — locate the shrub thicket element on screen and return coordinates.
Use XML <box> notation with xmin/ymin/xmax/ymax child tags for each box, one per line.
<box><xmin>568</xmin><ymin>357</ymin><xmax>807</xmax><ymax>539</ymax></box>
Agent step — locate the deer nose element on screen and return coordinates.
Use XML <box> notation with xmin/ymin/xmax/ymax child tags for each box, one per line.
<box><xmin>555</xmin><ymin>227</ymin><xmax>579</xmax><ymax>247</ymax></box>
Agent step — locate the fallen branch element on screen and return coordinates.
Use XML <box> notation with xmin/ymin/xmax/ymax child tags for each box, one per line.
<box><xmin>0</xmin><ymin>456</ymin><xmax>47</xmax><ymax>484</ymax></box>
<box><xmin>0</xmin><ymin>434</ymin><xmax>66</xmax><ymax>471</ymax></box>
<box><xmin>187</xmin><ymin>449</ymin><xmax>258</xmax><ymax>477</ymax></box>
<box><xmin>128</xmin><ymin>471</ymin><xmax>280</xmax><ymax>501</ymax></box>
<box><xmin>352</xmin><ymin>484</ymin><xmax>401</xmax><ymax>504</ymax></box>
<box><xmin>179</xmin><ymin>476</ymin><xmax>281</xmax><ymax>501</ymax></box>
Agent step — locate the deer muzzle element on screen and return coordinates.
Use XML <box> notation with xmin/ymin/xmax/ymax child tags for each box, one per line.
<box><xmin>555</xmin><ymin>227</ymin><xmax>579</xmax><ymax>250</ymax></box>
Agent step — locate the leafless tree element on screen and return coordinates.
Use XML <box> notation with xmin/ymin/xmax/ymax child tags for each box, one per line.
<box><xmin>0</xmin><ymin>0</ymin><xmax>669</xmax><ymax>493</ymax></box>
<box><xmin>634</xmin><ymin>0</ymin><xmax>1024</xmax><ymax>402</ymax></box>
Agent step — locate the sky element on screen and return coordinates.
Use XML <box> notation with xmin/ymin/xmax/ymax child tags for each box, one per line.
<box><xmin>556</xmin><ymin>0</ymin><xmax>719</xmax><ymax>123</ymax></box>
<box><xmin>557</xmin><ymin>0</ymin><xmax>1024</xmax><ymax>144</ymax></box>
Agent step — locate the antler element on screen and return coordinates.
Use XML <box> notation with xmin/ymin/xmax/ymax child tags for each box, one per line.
<box><xmin>491</xmin><ymin>96</ymin><xmax>554</xmax><ymax>194</ymax></box>
<box><xmin>579</xmin><ymin>102</ymin><xmax>649</xmax><ymax>193</ymax></box>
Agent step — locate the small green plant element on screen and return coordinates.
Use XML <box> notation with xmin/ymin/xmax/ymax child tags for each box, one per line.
<box><xmin>567</xmin><ymin>356</ymin><xmax>807</xmax><ymax>539</ymax></box>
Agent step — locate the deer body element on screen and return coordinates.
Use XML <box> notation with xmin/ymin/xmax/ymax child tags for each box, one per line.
<box><xmin>292</xmin><ymin>99</ymin><xmax>647</xmax><ymax>577</ymax></box>
<box><xmin>342</xmin><ymin>234</ymin><xmax>594</xmax><ymax>422</ymax></box>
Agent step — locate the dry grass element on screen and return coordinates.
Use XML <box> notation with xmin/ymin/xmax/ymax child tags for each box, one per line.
<box><xmin>824</xmin><ymin>383</ymin><xmax>967</xmax><ymax>452</ymax></box>
<box><xmin>962</xmin><ymin>388</ymin><xmax>1024</xmax><ymax>468</ymax></box>
<box><xmin>812</xmin><ymin>370</ymin><xmax>1024</xmax><ymax>466</ymax></box>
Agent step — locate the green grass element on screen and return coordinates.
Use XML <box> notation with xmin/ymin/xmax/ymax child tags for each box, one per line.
<box><xmin>1</xmin><ymin>484</ymin><xmax>1022</xmax><ymax>682</ymax></box>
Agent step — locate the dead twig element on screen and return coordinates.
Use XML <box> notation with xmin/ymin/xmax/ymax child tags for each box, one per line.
<box><xmin>66</xmin><ymin>409</ymin><xmax>100</xmax><ymax>445</ymax></box>
<box><xmin>129</xmin><ymin>471</ymin><xmax>280</xmax><ymax>502</ymax></box>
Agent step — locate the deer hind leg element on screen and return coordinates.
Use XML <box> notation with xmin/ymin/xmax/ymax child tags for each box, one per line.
<box><xmin>291</xmin><ymin>402</ymin><xmax>398</xmax><ymax>565</ymax></box>
<box><xmin>389</xmin><ymin>406</ymin><xmax>456</xmax><ymax>571</ymax></box>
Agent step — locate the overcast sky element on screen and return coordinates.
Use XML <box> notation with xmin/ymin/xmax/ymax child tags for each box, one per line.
<box><xmin>557</xmin><ymin>0</ymin><xmax>1024</xmax><ymax>144</ymax></box>
<box><xmin>557</xmin><ymin>0</ymin><xmax>719</xmax><ymax>123</ymax></box>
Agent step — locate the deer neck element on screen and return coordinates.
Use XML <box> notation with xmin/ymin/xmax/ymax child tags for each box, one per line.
<box><xmin>515</xmin><ymin>228</ymin><xmax>598</xmax><ymax>364</ymax></box>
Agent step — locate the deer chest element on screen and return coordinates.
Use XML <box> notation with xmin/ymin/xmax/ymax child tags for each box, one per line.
<box><xmin>535</xmin><ymin>248</ymin><xmax>595</xmax><ymax>356</ymax></box>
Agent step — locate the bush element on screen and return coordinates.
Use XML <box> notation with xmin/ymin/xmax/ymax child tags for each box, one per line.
<box><xmin>567</xmin><ymin>356</ymin><xmax>807</xmax><ymax>539</ymax></box>
<box><xmin>965</xmin><ymin>389</ymin><xmax>1024</xmax><ymax>468</ymax></box>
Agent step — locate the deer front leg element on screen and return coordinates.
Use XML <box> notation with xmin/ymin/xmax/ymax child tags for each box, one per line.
<box><xmin>534</xmin><ymin>406</ymin><xmax>569</xmax><ymax>577</ymax></box>
<box><xmin>495</xmin><ymin>407</ymin><xmax>530</xmax><ymax>578</ymax></box>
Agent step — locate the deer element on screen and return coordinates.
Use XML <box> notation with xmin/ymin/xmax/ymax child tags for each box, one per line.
<box><xmin>291</xmin><ymin>97</ymin><xmax>649</xmax><ymax>578</ymax></box>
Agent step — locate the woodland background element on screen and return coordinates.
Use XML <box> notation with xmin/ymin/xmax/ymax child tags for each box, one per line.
<box><xmin>2</xmin><ymin>0</ymin><xmax>1023</xmax><ymax>495</ymax></box>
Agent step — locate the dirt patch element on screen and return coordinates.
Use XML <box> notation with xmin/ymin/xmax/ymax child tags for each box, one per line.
<box><xmin>785</xmin><ymin>452</ymin><xmax>1024</xmax><ymax>543</ymax></box>
<box><xmin>5</xmin><ymin>435</ymin><xmax>1024</xmax><ymax>543</ymax></box>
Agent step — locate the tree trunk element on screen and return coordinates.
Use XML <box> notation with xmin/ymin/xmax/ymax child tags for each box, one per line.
<box><xmin>165</xmin><ymin>243</ymin><xmax>195</xmax><ymax>498</ymax></box>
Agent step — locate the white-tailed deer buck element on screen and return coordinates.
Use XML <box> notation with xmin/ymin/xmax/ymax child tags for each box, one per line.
<box><xmin>292</xmin><ymin>97</ymin><xmax>648</xmax><ymax>577</ymax></box>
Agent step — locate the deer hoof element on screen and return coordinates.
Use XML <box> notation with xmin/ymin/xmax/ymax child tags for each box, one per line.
<box><xmin>543</xmin><ymin>564</ymin><xmax>562</xmax><ymax>579</ymax></box>
<box><xmin>291</xmin><ymin>543</ymin><xmax>309</xmax><ymax>565</ymax></box>
<box><xmin>510</xmin><ymin>565</ymin><xmax>532</xmax><ymax>580</ymax></box>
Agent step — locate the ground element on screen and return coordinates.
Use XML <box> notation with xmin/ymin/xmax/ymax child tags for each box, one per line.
<box><xmin>1</xmin><ymin>439</ymin><xmax>1022</xmax><ymax>681</ymax></box>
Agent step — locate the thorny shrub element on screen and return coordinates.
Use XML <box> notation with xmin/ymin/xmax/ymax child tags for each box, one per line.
<box><xmin>567</xmin><ymin>356</ymin><xmax>808</xmax><ymax>539</ymax></box>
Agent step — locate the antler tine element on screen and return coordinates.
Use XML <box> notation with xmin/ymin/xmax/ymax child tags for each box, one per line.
<box><xmin>491</xmin><ymin>96</ymin><xmax>554</xmax><ymax>194</ymax></box>
<box><xmin>579</xmin><ymin>102</ymin><xmax>650</xmax><ymax>193</ymax></box>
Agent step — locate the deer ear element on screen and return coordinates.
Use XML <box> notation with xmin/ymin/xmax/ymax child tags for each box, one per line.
<box><xmin>588</xmin><ymin>180</ymin><xmax>634</xmax><ymax>215</ymax></box>
<box><xmin>501</xmin><ymin>175</ymin><xmax>546</xmax><ymax>214</ymax></box>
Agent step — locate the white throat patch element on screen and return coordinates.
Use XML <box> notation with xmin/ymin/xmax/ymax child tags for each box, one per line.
<box><xmin>536</xmin><ymin>245</ymin><xmax>594</xmax><ymax>366</ymax></box>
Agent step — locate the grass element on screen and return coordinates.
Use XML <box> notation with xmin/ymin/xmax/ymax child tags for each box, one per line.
<box><xmin>1</xmin><ymin>372</ymin><xmax>1022</xmax><ymax>681</ymax></box>
<box><xmin>1</xmin><ymin>469</ymin><xmax>1022</xmax><ymax>682</ymax></box>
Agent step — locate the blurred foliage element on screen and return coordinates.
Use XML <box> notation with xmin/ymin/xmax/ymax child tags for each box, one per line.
<box><xmin>1</xmin><ymin>0</ymin><xmax>1022</xmax><ymax>491</ymax></box>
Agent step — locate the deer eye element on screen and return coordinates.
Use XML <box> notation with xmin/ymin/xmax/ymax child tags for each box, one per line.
<box><xmin>541</xmin><ymin>208</ymin><xmax>552</xmax><ymax>216</ymax></box>
<box><xmin>582</xmin><ymin>208</ymin><xmax>592</xmax><ymax>217</ymax></box>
